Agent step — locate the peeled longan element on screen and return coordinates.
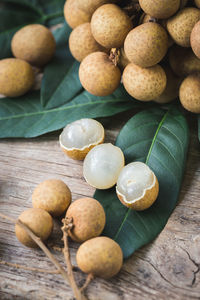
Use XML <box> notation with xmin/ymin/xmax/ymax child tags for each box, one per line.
<box><xmin>32</xmin><ymin>179</ymin><xmax>71</xmax><ymax>217</ymax></box>
<box><xmin>124</xmin><ymin>22</ymin><xmax>168</xmax><ymax>68</ymax></box>
<box><xmin>123</xmin><ymin>63</ymin><xmax>167</xmax><ymax>101</ymax></box>
<box><xmin>76</xmin><ymin>237</ymin><xmax>123</xmax><ymax>279</ymax></box>
<box><xmin>167</xmin><ymin>8</ymin><xmax>200</xmax><ymax>47</ymax></box>
<box><xmin>66</xmin><ymin>197</ymin><xmax>106</xmax><ymax>242</ymax></box>
<box><xmin>139</xmin><ymin>0</ymin><xmax>180</xmax><ymax>19</ymax></box>
<box><xmin>15</xmin><ymin>208</ymin><xmax>53</xmax><ymax>248</ymax></box>
<box><xmin>11</xmin><ymin>24</ymin><xmax>56</xmax><ymax>67</ymax></box>
<box><xmin>191</xmin><ymin>21</ymin><xmax>200</xmax><ymax>59</ymax></box>
<box><xmin>179</xmin><ymin>73</ymin><xmax>200</xmax><ymax>114</ymax></box>
<box><xmin>69</xmin><ymin>23</ymin><xmax>107</xmax><ymax>62</ymax></box>
<box><xmin>64</xmin><ymin>0</ymin><xmax>91</xmax><ymax>29</ymax></box>
<box><xmin>0</xmin><ymin>58</ymin><xmax>34</xmax><ymax>97</ymax></box>
<box><xmin>79</xmin><ymin>52</ymin><xmax>121</xmax><ymax>96</ymax></box>
<box><xmin>91</xmin><ymin>4</ymin><xmax>132</xmax><ymax>49</ymax></box>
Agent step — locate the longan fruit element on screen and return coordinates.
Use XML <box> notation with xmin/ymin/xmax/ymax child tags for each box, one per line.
<box><xmin>0</xmin><ymin>58</ymin><xmax>34</xmax><ymax>97</ymax></box>
<box><xmin>179</xmin><ymin>73</ymin><xmax>200</xmax><ymax>113</ymax></box>
<box><xmin>76</xmin><ymin>237</ymin><xmax>123</xmax><ymax>279</ymax></box>
<box><xmin>91</xmin><ymin>4</ymin><xmax>132</xmax><ymax>48</ymax></box>
<box><xmin>195</xmin><ymin>0</ymin><xmax>200</xmax><ymax>8</ymax></box>
<box><xmin>66</xmin><ymin>197</ymin><xmax>106</xmax><ymax>242</ymax></box>
<box><xmin>32</xmin><ymin>179</ymin><xmax>71</xmax><ymax>217</ymax></box>
<box><xmin>124</xmin><ymin>22</ymin><xmax>168</xmax><ymax>68</ymax></box>
<box><xmin>190</xmin><ymin>21</ymin><xmax>200</xmax><ymax>59</ymax></box>
<box><xmin>167</xmin><ymin>8</ymin><xmax>200</xmax><ymax>47</ymax></box>
<box><xmin>123</xmin><ymin>63</ymin><xmax>167</xmax><ymax>101</ymax></box>
<box><xmin>69</xmin><ymin>23</ymin><xmax>107</xmax><ymax>62</ymax></box>
<box><xmin>118</xmin><ymin>47</ymin><xmax>130</xmax><ymax>71</ymax></box>
<box><xmin>79</xmin><ymin>52</ymin><xmax>121</xmax><ymax>96</ymax></box>
<box><xmin>64</xmin><ymin>0</ymin><xmax>91</xmax><ymax>29</ymax></box>
<box><xmin>139</xmin><ymin>0</ymin><xmax>180</xmax><ymax>19</ymax></box>
<box><xmin>77</xmin><ymin>0</ymin><xmax>112</xmax><ymax>14</ymax></box>
<box><xmin>15</xmin><ymin>208</ymin><xmax>53</xmax><ymax>248</ymax></box>
<box><xmin>11</xmin><ymin>24</ymin><xmax>56</xmax><ymax>67</ymax></box>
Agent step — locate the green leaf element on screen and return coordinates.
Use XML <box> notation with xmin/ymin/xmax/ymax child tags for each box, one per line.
<box><xmin>41</xmin><ymin>23</ymin><xmax>82</xmax><ymax>109</ymax></box>
<box><xmin>94</xmin><ymin>106</ymin><xmax>189</xmax><ymax>259</ymax></box>
<box><xmin>0</xmin><ymin>86</ymin><xmax>140</xmax><ymax>138</ymax></box>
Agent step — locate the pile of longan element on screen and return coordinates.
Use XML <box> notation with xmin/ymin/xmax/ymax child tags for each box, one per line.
<box><xmin>65</xmin><ymin>0</ymin><xmax>200</xmax><ymax>113</ymax></box>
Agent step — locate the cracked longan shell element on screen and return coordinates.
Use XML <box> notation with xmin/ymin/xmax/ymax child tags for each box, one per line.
<box><xmin>76</xmin><ymin>237</ymin><xmax>123</xmax><ymax>278</ymax></box>
<box><xmin>0</xmin><ymin>58</ymin><xmax>34</xmax><ymax>97</ymax></box>
<box><xmin>69</xmin><ymin>23</ymin><xmax>107</xmax><ymax>62</ymax></box>
<box><xmin>79</xmin><ymin>52</ymin><xmax>121</xmax><ymax>96</ymax></box>
<box><xmin>179</xmin><ymin>73</ymin><xmax>200</xmax><ymax>114</ymax></box>
<box><xmin>64</xmin><ymin>0</ymin><xmax>91</xmax><ymax>29</ymax></box>
<box><xmin>139</xmin><ymin>0</ymin><xmax>180</xmax><ymax>19</ymax></box>
<box><xmin>167</xmin><ymin>8</ymin><xmax>200</xmax><ymax>47</ymax></box>
<box><xmin>169</xmin><ymin>45</ymin><xmax>200</xmax><ymax>77</ymax></box>
<box><xmin>91</xmin><ymin>4</ymin><xmax>132</xmax><ymax>48</ymax></box>
<box><xmin>124</xmin><ymin>22</ymin><xmax>168</xmax><ymax>68</ymax></box>
<box><xmin>32</xmin><ymin>179</ymin><xmax>71</xmax><ymax>217</ymax></box>
<box><xmin>11</xmin><ymin>24</ymin><xmax>56</xmax><ymax>67</ymax></box>
<box><xmin>15</xmin><ymin>208</ymin><xmax>53</xmax><ymax>248</ymax></box>
<box><xmin>66</xmin><ymin>197</ymin><xmax>106</xmax><ymax>243</ymax></box>
<box><xmin>191</xmin><ymin>21</ymin><xmax>200</xmax><ymax>60</ymax></box>
<box><xmin>123</xmin><ymin>63</ymin><xmax>167</xmax><ymax>101</ymax></box>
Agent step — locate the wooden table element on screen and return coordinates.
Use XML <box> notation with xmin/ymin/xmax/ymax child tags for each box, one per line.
<box><xmin>0</xmin><ymin>113</ymin><xmax>199</xmax><ymax>300</ymax></box>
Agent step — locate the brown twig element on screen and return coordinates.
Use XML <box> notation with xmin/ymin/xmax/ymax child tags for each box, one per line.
<box><xmin>61</xmin><ymin>217</ymin><xmax>87</xmax><ymax>300</ymax></box>
<box><xmin>0</xmin><ymin>260</ymin><xmax>59</xmax><ymax>274</ymax></box>
<box><xmin>80</xmin><ymin>274</ymin><xmax>94</xmax><ymax>292</ymax></box>
<box><xmin>109</xmin><ymin>48</ymin><xmax>120</xmax><ymax>66</ymax></box>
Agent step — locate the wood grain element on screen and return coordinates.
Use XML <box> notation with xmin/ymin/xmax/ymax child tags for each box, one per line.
<box><xmin>0</xmin><ymin>114</ymin><xmax>199</xmax><ymax>300</ymax></box>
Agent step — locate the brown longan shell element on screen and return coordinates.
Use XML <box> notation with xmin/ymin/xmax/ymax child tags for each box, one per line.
<box><xmin>191</xmin><ymin>21</ymin><xmax>200</xmax><ymax>60</ymax></box>
<box><xmin>139</xmin><ymin>0</ymin><xmax>180</xmax><ymax>19</ymax></box>
<box><xmin>11</xmin><ymin>24</ymin><xmax>56</xmax><ymax>67</ymax></box>
<box><xmin>77</xmin><ymin>0</ymin><xmax>112</xmax><ymax>14</ymax></box>
<box><xmin>64</xmin><ymin>0</ymin><xmax>91</xmax><ymax>29</ymax></box>
<box><xmin>195</xmin><ymin>0</ymin><xmax>200</xmax><ymax>8</ymax></box>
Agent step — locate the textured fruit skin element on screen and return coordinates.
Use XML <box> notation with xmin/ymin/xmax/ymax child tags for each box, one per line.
<box><xmin>169</xmin><ymin>46</ymin><xmax>200</xmax><ymax>77</ymax></box>
<box><xmin>124</xmin><ymin>23</ymin><xmax>168</xmax><ymax>68</ymax></box>
<box><xmin>66</xmin><ymin>198</ymin><xmax>106</xmax><ymax>243</ymax></box>
<box><xmin>191</xmin><ymin>21</ymin><xmax>200</xmax><ymax>59</ymax></box>
<box><xmin>179</xmin><ymin>73</ymin><xmax>200</xmax><ymax>113</ymax></box>
<box><xmin>118</xmin><ymin>48</ymin><xmax>130</xmax><ymax>71</ymax></box>
<box><xmin>15</xmin><ymin>208</ymin><xmax>53</xmax><ymax>248</ymax></box>
<box><xmin>195</xmin><ymin>0</ymin><xmax>200</xmax><ymax>8</ymax></box>
<box><xmin>79</xmin><ymin>52</ymin><xmax>121</xmax><ymax>96</ymax></box>
<box><xmin>91</xmin><ymin>4</ymin><xmax>132</xmax><ymax>48</ymax></box>
<box><xmin>154</xmin><ymin>66</ymin><xmax>182</xmax><ymax>104</ymax></box>
<box><xmin>117</xmin><ymin>177</ymin><xmax>159</xmax><ymax>210</ymax></box>
<box><xmin>32</xmin><ymin>179</ymin><xmax>71</xmax><ymax>217</ymax></box>
<box><xmin>76</xmin><ymin>237</ymin><xmax>123</xmax><ymax>278</ymax></box>
<box><xmin>123</xmin><ymin>63</ymin><xmax>166</xmax><ymax>101</ymax></box>
<box><xmin>64</xmin><ymin>0</ymin><xmax>91</xmax><ymax>29</ymax></box>
<box><xmin>139</xmin><ymin>0</ymin><xmax>180</xmax><ymax>19</ymax></box>
<box><xmin>77</xmin><ymin>0</ymin><xmax>112</xmax><ymax>14</ymax></box>
<box><xmin>11</xmin><ymin>24</ymin><xmax>56</xmax><ymax>67</ymax></box>
<box><xmin>0</xmin><ymin>58</ymin><xmax>34</xmax><ymax>97</ymax></box>
<box><xmin>69</xmin><ymin>23</ymin><xmax>107</xmax><ymax>62</ymax></box>
<box><xmin>167</xmin><ymin>8</ymin><xmax>200</xmax><ymax>47</ymax></box>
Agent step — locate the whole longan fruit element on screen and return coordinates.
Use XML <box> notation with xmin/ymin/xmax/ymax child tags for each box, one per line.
<box><xmin>64</xmin><ymin>0</ymin><xmax>91</xmax><ymax>29</ymax></box>
<box><xmin>139</xmin><ymin>0</ymin><xmax>180</xmax><ymax>19</ymax></box>
<box><xmin>0</xmin><ymin>58</ymin><xmax>34</xmax><ymax>97</ymax></box>
<box><xmin>76</xmin><ymin>237</ymin><xmax>123</xmax><ymax>279</ymax></box>
<box><xmin>11</xmin><ymin>24</ymin><xmax>56</xmax><ymax>67</ymax></box>
<box><xmin>79</xmin><ymin>52</ymin><xmax>121</xmax><ymax>96</ymax></box>
<box><xmin>69</xmin><ymin>23</ymin><xmax>107</xmax><ymax>62</ymax></box>
<box><xmin>91</xmin><ymin>4</ymin><xmax>132</xmax><ymax>49</ymax></box>
<box><xmin>66</xmin><ymin>197</ymin><xmax>106</xmax><ymax>243</ymax></box>
<box><xmin>191</xmin><ymin>21</ymin><xmax>200</xmax><ymax>59</ymax></box>
<box><xmin>77</xmin><ymin>0</ymin><xmax>112</xmax><ymax>14</ymax></box>
<box><xmin>167</xmin><ymin>8</ymin><xmax>200</xmax><ymax>47</ymax></box>
<box><xmin>118</xmin><ymin>47</ymin><xmax>130</xmax><ymax>71</ymax></box>
<box><xmin>124</xmin><ymin>23</ymin><xmax>168</xmax><ymax>68</ymax></box>
<box><xmin>195</xmin><ymin>0</ymin><xmax>200</xmax><ymax>8</ymax></box>
<box><xmin>179</xmin><ymin>73</ymin><xmax>200</xmax><ymax>113</ymax></box>
<box><xmin>32</xmin><ymin>179</ymin><xmax>71</xmax><ymax>217</ymax></box>
<box><xmin>15</xmin><ymin>208</ymin><xmax>53</xmax><ymax>248</ymax></box>
<box><xmin>169</xmin><ymin>46</ymin><xmax>200</xmax><ymax>76</ymax></box>
<box><xmin>123</xmin><ymin>63</ymin><xmax>167</xmax><ymax>101</ymax></box>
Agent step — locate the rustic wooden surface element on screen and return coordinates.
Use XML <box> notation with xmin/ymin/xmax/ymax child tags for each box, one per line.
<box><xmin>0</xmin><ymin>113</ymin><xmax>199</xmax><ymax>300</ymax></box>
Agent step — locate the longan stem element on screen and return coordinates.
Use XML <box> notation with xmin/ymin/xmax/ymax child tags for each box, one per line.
<box><xmin>80</xmin><ymin>274</ymin><xmax>94</xmax><ymax>292</ymax></box>
<box><xmin>62</xmin><ymin>218</ymin><xmax>87</xmax><ymax>300</ymax></box>
<box><xmin>0</xmin><ymin>260</ymin><xmax>59</xmax><ymax>274</ymax></box>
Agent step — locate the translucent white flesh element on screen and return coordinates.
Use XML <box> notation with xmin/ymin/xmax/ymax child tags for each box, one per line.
<box><xmin>83</xmin><ymin>143</ymin><xmax>125</xmax><ymax>189</ymax></box>
<box><xmin>60</xmin><ymin>118</ymin><xmax>104</xmax><ymax>150</ymax></box>
<box><xmin>116</xmin><ymin>162</ymin><xmax>155</xmax><ymax>203</ymax></box>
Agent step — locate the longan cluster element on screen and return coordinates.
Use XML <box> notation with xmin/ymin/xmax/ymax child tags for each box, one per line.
<box><xmin>65</xmin><ymin>0</ymin><xmax>200</xmax><ymax>113</ymax></box>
